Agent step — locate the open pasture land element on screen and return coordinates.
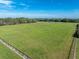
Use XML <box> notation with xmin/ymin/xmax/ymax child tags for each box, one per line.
<box><xmin>0</xmin><ymin>22</ymin><xmax>76</xmax><ymax>59</ymax></box>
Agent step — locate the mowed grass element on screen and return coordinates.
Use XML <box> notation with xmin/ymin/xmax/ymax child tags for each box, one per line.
<box><xmin>0</xmin><ymin>22</ymin><xmax>76</xmax><ymax>59</ymax></box>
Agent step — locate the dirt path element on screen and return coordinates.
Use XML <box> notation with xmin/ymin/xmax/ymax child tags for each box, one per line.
<box><xmin>73</xmin><ymin>38</ymin><xmax>77</xmax><ymax>59</ymax></box>
<box><xmin>68</xmin><ymin>37</ymin><xmax>77</xmax><ymax>59</ymax></box>
<box><xmin>0</xmin><ymin>39</ymin><xmax>31</xmax><ymax>59</ymax></box>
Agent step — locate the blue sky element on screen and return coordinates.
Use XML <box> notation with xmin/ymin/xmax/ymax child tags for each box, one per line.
<box><xmin>0</xmin><ymin>0</ymin><xmax>79</xmax><ymax>18</ymax></box>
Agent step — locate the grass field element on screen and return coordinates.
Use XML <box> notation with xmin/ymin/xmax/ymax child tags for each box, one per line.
<box><xmin>0</xmin><ymin>22</ymin><xmax>76</xmax><ymax>59</ymax></box>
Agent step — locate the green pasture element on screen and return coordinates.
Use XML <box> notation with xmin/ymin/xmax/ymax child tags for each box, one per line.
<box><xmin>0</xmin><ymin>22</ymin><xmax>76</xmax><ymax>59</ymax></box>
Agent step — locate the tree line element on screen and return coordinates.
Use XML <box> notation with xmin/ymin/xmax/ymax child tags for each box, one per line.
<box><xmin>0</xmin><ymin>17</ymin><xmax>78</xmax><ymax>26</ymax></box>
<box><xmin>37</xmin><ymin>18</ymin><xmax>79</xmax><ymax>23</ymax></box>
<box><xmin>0</xmin><ymin>17</ymin><xmax>37</xmax><ymax>26</ymax></box>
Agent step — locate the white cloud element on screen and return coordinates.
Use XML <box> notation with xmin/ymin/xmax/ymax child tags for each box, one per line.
<box><xmin>0</xmin><ymin>0</ymin><xmax>14</xmax><ymax>9</ymax></box>
<box><xmin>19</xmin><ymin>3</ymin><xmax>26</xmax><ymax>6</ymax></box>
<box><xmin>19</xmin><ymin>3</ymin><xmax>30</xmax><ymax>8</ymax></box>
<box><xmin>19</xmin><ymin>3</ymin><xmax>30</xmax><ymax>10</ymax></box>
<box><xmin>0</xmin><ymin>0</ymin><xmax>13</xmax><ymax>5</ymax></box>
